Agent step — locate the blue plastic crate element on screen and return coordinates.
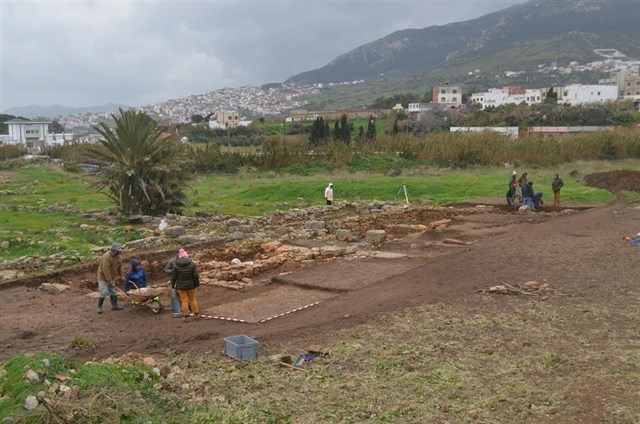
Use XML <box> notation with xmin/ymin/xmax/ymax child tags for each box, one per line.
<box><xmin>224</xmin><ymin>335</ymin><xmax>259</xmax><ymax>361</ymax></box>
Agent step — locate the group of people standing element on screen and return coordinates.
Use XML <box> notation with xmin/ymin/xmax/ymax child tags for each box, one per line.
<box><xmin>96</xmin><ymin>243</ymin><xmax>201</xmax><ymax>322</ymax></box>
<box><xmin>507</xmin><ymin>171</ymin><xmax>564</xmax><ymax>211</ymax></box>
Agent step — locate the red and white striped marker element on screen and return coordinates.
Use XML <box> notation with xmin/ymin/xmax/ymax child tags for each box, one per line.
<box><xmin>199</xmin><ymin>314</ymin><xmax>252</xmax><ymax>324</ymax></box>
<box><xmin>194</xmin><ymin>301</ymin><xmax>321</xmax><ymax>324</ymax></box>
<box><xmin>258</xmin><ymin>301</ymin><xmax>321</xmax><ymax>323</ymax></box>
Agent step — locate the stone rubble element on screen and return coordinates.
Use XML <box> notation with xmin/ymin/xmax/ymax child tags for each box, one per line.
<box><xmin>0</xmin><ymin>201</ymin><xmax>504</xmax><ymax>284</ymax></box>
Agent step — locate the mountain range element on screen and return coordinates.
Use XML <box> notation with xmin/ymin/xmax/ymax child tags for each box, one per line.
<box><xmin>287</xmin><ymin>0</ymin><xmax>640</xmax><ymax>85</ymax></box>
<box><xmin>6</xmin><ymin>0</ymin><xmax>639</xmax><ymax>118</ymax></box>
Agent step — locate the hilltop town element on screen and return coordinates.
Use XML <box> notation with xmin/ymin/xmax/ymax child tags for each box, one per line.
<box><xmin>56</xmin><ymin>84</ymin><xmax>319</xmax><ymax>131</ymax></box>
<box><xmin>2</xmin><ymin>55</ymin><xmax>639</xmax><ymax>147</ymax></box>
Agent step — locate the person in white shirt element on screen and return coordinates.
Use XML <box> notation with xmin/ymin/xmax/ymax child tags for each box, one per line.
<box><xmin>324</xmin><ymin>183</ymin><xmax>334</xmax><ymax>205</ymax></box>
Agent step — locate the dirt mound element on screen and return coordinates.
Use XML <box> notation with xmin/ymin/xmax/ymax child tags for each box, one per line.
<box><xmin>584</xmin><ymin>170</ymin><xmax>640</xmax><ymax>195</ymax></box>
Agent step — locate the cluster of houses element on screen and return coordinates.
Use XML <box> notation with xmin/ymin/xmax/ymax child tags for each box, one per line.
<box><xmin>470</xmin><ymin>69</ymin><xmax>640</xmax><ymax>109</ymax></box>
<box><xmin>2</xmin><ymin>68</ymin><xmax>639</xmax><ymax>151</ymax></box>
<box><xmin>284</xmin><ymin>69</ymin><xmax>640</xmax><ymax>126</ymax></box>
<box><xmin>0</xmin><ymin>111</ymin><xmax>255</xmax><ymax>151</ymax></box>
<box><xmin>429</xmin><ymin>69</ymin><xmax>639</xmax><ymax>111</ymax></box>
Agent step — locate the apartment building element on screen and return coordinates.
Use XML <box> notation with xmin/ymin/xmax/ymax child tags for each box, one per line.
<box><xmin>209</xmin><ymin>111</ymin><xmax>240</xmax><ymax>128</ymax></box>
<box><xmin>432</xmin><ymin>83</ymin><xmax>462</xmax><ymax>108</ymax></box>
<box><xmin>617</xmin><ymin>70</ymin><xmax>640</xmax><ymax>100</ymax></box>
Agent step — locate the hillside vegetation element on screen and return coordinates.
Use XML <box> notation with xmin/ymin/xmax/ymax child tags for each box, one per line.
<box><xmin>288</xmin><ymin>0</ymin><xmax>639</xmax><ymax>86</ymax></box>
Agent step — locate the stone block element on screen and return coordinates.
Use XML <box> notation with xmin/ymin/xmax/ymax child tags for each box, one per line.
<box><xmin>164</xmin><ymin>226</ymin><xmax>186</xmax><ymax>238</ymax></box>
<box><xmin>336</xmin><ymin>229</ymin><xmax>352</xmax><ymax>241</ymax></box>
<box><xmin>320</xmin><ymin>245</ymin><xmax>345</xmax><ymax>257</ymax></box>
<box><xmin>305</xmin><ymin>220</ymin><xmax>325</xmax><ymax>231</ymax></box>
<box><xmin>366</xmin><ymin>230</ymin><xmax>387</xmax><ymax>243</ymax></box>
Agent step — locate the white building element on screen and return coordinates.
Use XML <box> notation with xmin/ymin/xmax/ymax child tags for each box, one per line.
<box><xmin>470</xmin><ymin>88</ymin><xmax>542</xmax><ymax>109</ymax></box>
<box><xmin>450</xmin><ymin>126</ymin><xmax>519</xmax><ymax>140</ymax></box>
<box><xmin>524</xmin><ymin>89</ymin><xmax>542</xmax><ymax>104</ymax></box>
<box><xmin>558</xmin><ymin>84</ymin><xmax>618</xmax><ymax>106</ymax></box>
<box><xmin>0</xmin><ymin>118</ymin><xmax>73</xmax><ymax>150</ymax></box>
<box><xmin>470</xmin><ymin>89</ymin><xmax>512</xmax><ymax>109</ymax></box>
<box><xmin>408</xmin><ymin>103</ymin><xmax>425</xmax><ymax>113</ymax></box>
<box><xmin>407</xmin><ymin>103</ymin><xmax>437</xmax><ymax>121</ymax></box>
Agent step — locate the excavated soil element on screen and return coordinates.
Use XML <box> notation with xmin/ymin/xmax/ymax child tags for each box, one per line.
<box><xmin>0</xmin><ymin>171</ymin><xmax>639</xmax><ymax>363</ymax></box>
<box><xmin>584</xmin><ymin>170</ymin><xmax>640</xmax><ymax>200</ymax></box>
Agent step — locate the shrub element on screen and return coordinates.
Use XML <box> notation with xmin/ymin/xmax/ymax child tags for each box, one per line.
<box><xmin>0</xmin><ymin>144</ymin><xmax>27</xmax><ymax>160</ymax></box>
<box><xmin>62</xmin><ymin>163</ymin><xmax>83</xmax><ymax>173</ymax></box>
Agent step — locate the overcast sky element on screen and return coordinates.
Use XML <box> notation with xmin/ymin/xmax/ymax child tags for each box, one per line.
<box><xmin>1</xmin><ymin>0</ymin><xmax>527</xmax><ymax>110</ymax></box>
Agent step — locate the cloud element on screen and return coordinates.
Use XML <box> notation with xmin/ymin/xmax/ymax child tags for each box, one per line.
<box><xmin>0</xmin><ymin>0</ymin><xmax>527</xmax><ymax>109</ymax></box>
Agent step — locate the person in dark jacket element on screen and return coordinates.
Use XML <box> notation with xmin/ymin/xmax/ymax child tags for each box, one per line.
<box><xmin>519</xmin><ymin>172</ymin><xmax>528</xmax><ymax>192</ymax></box>
<box><xmin>124</xmin><ymin>258</ymin><xmax>147</xmax><ymax>292</ymax></box>
<box><xmin>506</xmin><ymin>170</ymin><xmax>518</xmax><ymax>207</ymax></box>
<box><xmin>523</xmin><ymin>181</ymin><xmax>543</xmax><ymax>210</ymax></box>
<box><xmin>165</xmin><ymin>251</ymin><xmax>194</xmax><ymax>318</ymax></box>
<box><xmin>522</xmin><ymin>180</ymin><xmax>534</xmax><ymax>209</ymax></box>
<box><xmin>552</xmin><ymin>174</ymin><xmax>564</xmax><ymax>205</ymax></box>
<box><xmin>171</xmin><ymin>248</ymin><xmax>200</xmax><ymax>322</ymax></box>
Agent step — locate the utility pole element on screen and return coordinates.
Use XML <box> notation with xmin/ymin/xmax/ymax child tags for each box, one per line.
<box><xmin>404</xmin><ymin>112</ymin><xmax>409</xmax><ymax>155</ymax></box>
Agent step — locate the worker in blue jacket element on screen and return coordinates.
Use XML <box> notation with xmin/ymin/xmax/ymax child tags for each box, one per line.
<box><xmin>124</xmin><ymin>258</ymin><xmax>147</xmax><ymax>292</ymax></box>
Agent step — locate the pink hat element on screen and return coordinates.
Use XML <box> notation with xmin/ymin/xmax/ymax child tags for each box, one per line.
<box><xmin>178</xmin><ymin>248</ymin><xmax>188</xmax><ymax>258</ymax></box>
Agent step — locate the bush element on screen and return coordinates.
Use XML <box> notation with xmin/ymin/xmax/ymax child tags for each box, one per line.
<box><xmin>0</xmin><ymin>144</ymin><xmax>27</xmax><ymax>160</ymax></box>
<box><xmin>62</xmin><ymin>163</ymin><xmax>83</xmax><ymax>173</ymax></box>
<box><xmin>45</xmin><ymin>143</ymin><xmax>97</xmax><ymax>162</ymax></box>
<box><xmin>599</xmin><ymin>140</ymin><xmax>619</xmax><ymax>160</ymax></box>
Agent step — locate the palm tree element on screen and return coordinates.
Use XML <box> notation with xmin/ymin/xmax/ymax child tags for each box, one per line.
<box><xmin>88</xmin><ymin>108</ymin><xmax>194</xmax><ymax>216</ymax></box>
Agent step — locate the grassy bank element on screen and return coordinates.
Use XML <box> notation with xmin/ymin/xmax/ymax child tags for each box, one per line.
<box><xmin>2</xmin><ymin>296</ymin><xmax>637</xmax><ymax>423</ymax></box>
<box><xmin>0</xmin><ymin>352</ymin><xmax>189</xmax><ymax>422</ymax></box>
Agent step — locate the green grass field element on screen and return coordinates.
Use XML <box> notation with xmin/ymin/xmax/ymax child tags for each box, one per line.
<box><xmin>191</xmin><ymin>161</ymin><xmax>622</xmax><ymax>215</ymax></box>
<box><xmin>1</xmin><ymin>160</ymin><xmax>635</xmax><ymax>260</ymax></box>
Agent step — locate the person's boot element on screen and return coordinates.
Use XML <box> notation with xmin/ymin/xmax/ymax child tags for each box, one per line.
<box><xmin>97</xmin><ymin>297</ymin><xmax>105</xmax><ymax>314</ymax></box>
<box><xmin>110</xmin><ymin>295</ymin><xmax>123</xmax><ymax>311</ymax></box>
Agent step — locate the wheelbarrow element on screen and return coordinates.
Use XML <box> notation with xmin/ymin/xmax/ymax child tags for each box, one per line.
<box><xmin>117</xmin><ymin>281</ymin><xmax>164</xmax><ymax>314</ymax></box>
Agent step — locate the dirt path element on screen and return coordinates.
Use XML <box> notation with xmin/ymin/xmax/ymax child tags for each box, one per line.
<box><xmin>1</xmin><ymin>201</ymin><xmax>638</xmax><ymax>363</ymax></box>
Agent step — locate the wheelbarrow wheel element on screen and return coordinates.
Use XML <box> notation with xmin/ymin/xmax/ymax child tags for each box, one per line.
<box><xmin>150</xmin><ymin>299</ymin><xmax>162</xmax><ymax>314</ymax></box>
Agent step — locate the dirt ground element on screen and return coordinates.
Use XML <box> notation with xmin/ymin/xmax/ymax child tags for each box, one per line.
<box><xmin>1</xmin><ymin>173</ymin><xmax>639</xmax><ymax>366</ymax></box>
<box><xmin>584</xmin><ymin>170</ymin><xmax>640</xmax><ymax>201</ymax></box>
